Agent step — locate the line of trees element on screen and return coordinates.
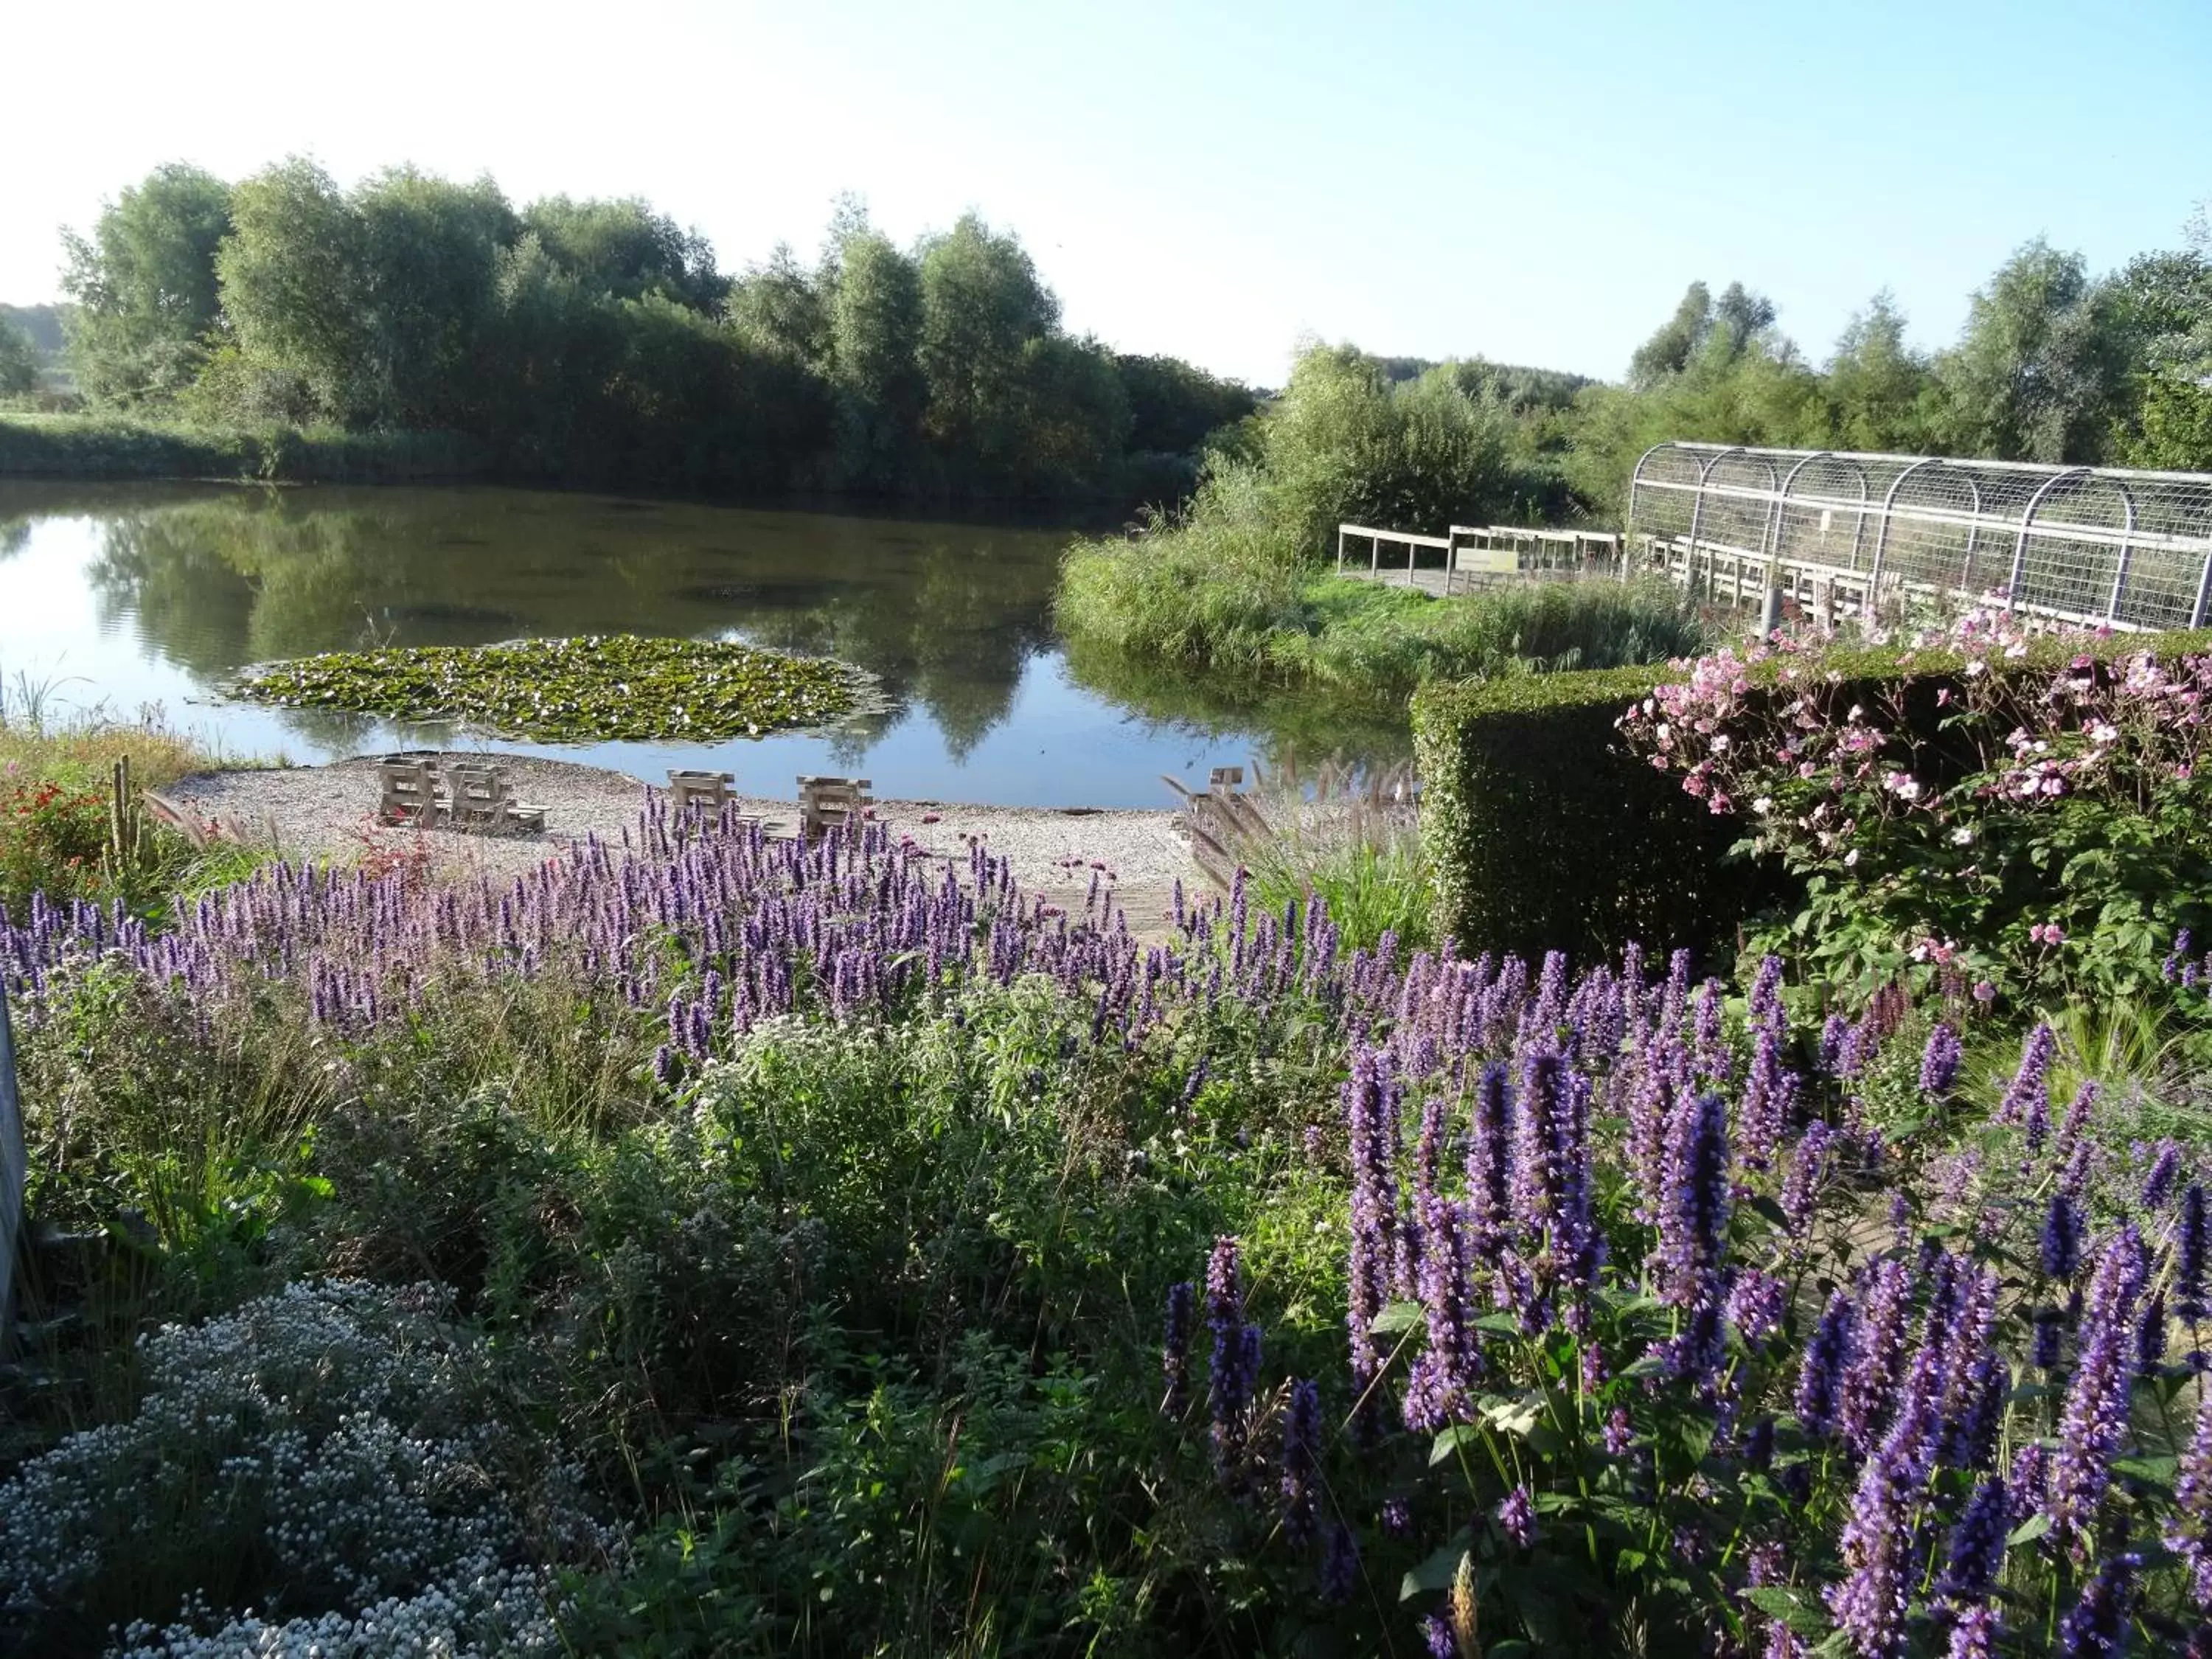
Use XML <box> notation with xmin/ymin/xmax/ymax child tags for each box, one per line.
<box><xmin>1564</xmin><ymin>223</ymin><xmax>2212</xmax><ymax>512</ymax></box>
<box><xmin>32</xmin><ymin>161</ymin><xmax>1258</xmax><ymax>501</ymax></box>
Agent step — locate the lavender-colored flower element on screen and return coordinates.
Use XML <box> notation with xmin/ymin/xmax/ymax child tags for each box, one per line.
<box><xmin>2138</xmin><ymin>1290</ymin><xmax>2169</xmax><ymax>1377</ymax></box>
<box><xmin>1655</xmin><ymin>1091</ymin><xmax>1731</xmax><ymax>1307</ymax></box>
<box><xmin>1728</xmin><ymin>1270</ymin><xmax>1787</xmax><ymax>1345</ymax></box>
<box><xmin>1782</xmin><ymin>1123</ymin><xmax>1834</xmax><ymax>1234</ymax></box>
<box><xmin>2000</xmin><ymin>1022</ymin><xmax>2058</xmax><ymax>1137</ymax></box>
<box><xmin>1919</xmin><ymin>1021</ymin><xmax>1963</xmax><ymax>1096</ymax></box>
<box><xmin>1496</xmin><ymin>1484</ymin><xmax>1535</xmax><ymax>1548</ymax></box>
<box><xmin>2183</xmin><ymin>1183</ymin><xmax>2210</xmax><ymax>1323</ymax></box>
<box><xmin>1818</xmin><ymin>1010</ymin><xmax>1849</xmax><ymax>1074</ymax></box>
<box><xmin>2055</xmin><ymin>1551</ymin><xmax>2139</xmax><ymax>1658</ymax></box>
<box><xmin>1839</xmin><ymin>1260</ymin><xmax>1912</xmax><ymax>1454</ymax></box>
<box><xmin>2056</xmin><ymin>1080</ymin><xmax>2101</xmax><ymax>1159</ymax></box>
<box><xmin>1421</xmin><ymin>1613</ymin><xmax>1456</xmax><ymax>1659</ymax></box>
<box><xmin>2145</xmin><ymin>1140</ymin><xmax>2185</xmax><ymax>1211</ymax></box>
<box><xmin>2041</xmin><ymin>1190</ymin><xmax>2084</xmax><ymax>1281</ymax></box>
<box><xmin>1464</xmin><ymin>1059</ymin><xmax>1512</xmax><ymax>1247</ymax></box>
<box><xmin>1404</xmin><ymin>1197</ymin><xmax>1481</xmax><ymax>1431</ymax></box>
<box><xmin>2034</xmin><ymin>1305</ymin><xmax>2066</xmax><ymax>1371</ymax></box>
<box><xmin>650</xmin><ymin>1043</ymin><xmax>679</xmax><ymax>1088</ymax></box>
<box><xmin>1319</xmin><ymin>1522</ymin><xmax>1359</xmax><ymax>1604</ymax></box>
<box><xmin>2171</xmin><ymin>1380</ymin><xmax>2212</xmax><ymax>1610</ymax></box>
<box><xmin>1935</xmin><ymin>1476</ymin><xmax>2009</xmax><ymax>1605</ymax></box>
<box><xmin>1380</xmin><ymin>1496</ymin><xmax>1413</xmax><ymax>1538</ymax></box>
<box><xmin>1947</xmin><ymin>1605</ymin><xmax>2000</xmax><ymax>1659</ymax></box>
<box><xmin>2048</xmin><ymin>1227</ymin><xmax>2148</xmax><ymax>1550</ymax></box>
<box><xmin>1604</xmin><ymin>1406</ymin><xmax>1632</xmax><ymax>1455</ymax></box>
<box><xmin>1827</xmin><ymin>1385</ymin><xmax>1938</xmax><ymax>1659</ymax></box>
<box><xmin>1163</xmin><ymin>1281</ymin><xmax>1195</xmax><ymax>1416</ymax></box>
<box><xmin>1281</xmin><ymin>1378</ymin><xmax>1322</xmax><ymax>1545</ymax></box>
<box><xmin>1206</xmin><ymin>1237</ymin><xmax>1262</xmax><ymax>1488</ymax></box>
<box><xmin>1797</xmin><ymin>1290</ymin><xmax>1855</xmax><ymax>1437</ymax></box>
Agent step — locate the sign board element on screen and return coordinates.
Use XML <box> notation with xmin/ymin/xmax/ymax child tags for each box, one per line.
<box><xmin>0</xmin><ymin>985</ymin><xmax>18</xmax><ymax>1351</ymax></box>
<box><xmin>1455</xmin><ymin>543</ymin><xmax>1519</xmax><ymax>575</ymax></box>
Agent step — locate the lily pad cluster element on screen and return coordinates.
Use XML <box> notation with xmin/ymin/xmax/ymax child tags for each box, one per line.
<box><xmin>227</xmin><ymin>635</ymin><xmax>863</xmax><ymax>742</ymax></box>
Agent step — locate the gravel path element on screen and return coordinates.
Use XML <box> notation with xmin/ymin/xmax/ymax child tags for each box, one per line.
<box><xmin>160</xmin><ymin>753</ymin><xmax>1200</xmax><ymax>927</ymax></box>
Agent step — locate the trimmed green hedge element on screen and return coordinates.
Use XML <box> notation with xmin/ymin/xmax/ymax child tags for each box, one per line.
<box><xmin>1413</xmin><ymin>666</ymin><xmax>1778</xmax><ymax>965</ymax></box>
<box><xmin>1412</xmin><ymin>628</ymin><xmax>2212</xmax><ymax>966</ymax></box>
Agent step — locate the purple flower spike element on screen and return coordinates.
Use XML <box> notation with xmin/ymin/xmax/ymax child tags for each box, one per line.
<box><xmin>1935</xmin><ymin>1476</ymin><xmax>2009</xmax><ymax>1606</ymax></box>
<box><xmin>1163</xmin><ymin>1281</ymin><xmax>1195</xmax><ymax>1416</ymax></box>
<box><xmin>1319</xmin><ymin>1523</ymin><xmax>1359</xmax><ymax>1604</ymax></box>
<box><xmin>2000</xmin><ymin>1022</ymin><xmax>2058</xmax><ymax>1138</ymax></box>
<box><xmin>1205</xmin><ymin>1237</ymin><xmax>1262</xmax><ymax>1489</ymax></box>
<box><xmin>1281</xmin><ymin>1378</ymin><xmax>1322</xmax><ymax>1545</ymax></box>
<box><xmin>2048</xmin><ymin>1227</ymin><xmax>2148</xmax><ymax>1550</ymax></box>
<box><xmin>1496</xmin><ymin>1484</ymin><xmax>1535</xmax><ymax>1548</ymax></box>
<box><xmin>2171</xmin><ymin>1381</ymin><xmax>2212</xmax><ymax>1610</ymax></box>
<box><xmin>2041</xmin><ymin>1190</ymin><xmax>2084</xmax><ymax>1281</ymax></box>
<box><xmin>2144</xmin><ymin>1140</ymin><xmax>2184</xmax><ymax>1211</ymax></box>
<box><xmin>1919</xmin><ymin>1022</ymin><xmax>1963</xmax><ymax>1096</ymax></box>
<box><xmin>1796</xmin><ymin>1290</ymin><xmax>1855</xmax><ymax>1437</ymax></box>
<box><xmin>2055</xmin><ymin>1551</ymin><xmax>2139</xmax><ymax>1658</ymax></box>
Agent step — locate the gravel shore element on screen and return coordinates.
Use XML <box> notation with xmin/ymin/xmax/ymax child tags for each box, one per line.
<box><xmin>160</xmin><ymin>753</ymin><xmax>1199</xmax><ymax>925</ymax></box>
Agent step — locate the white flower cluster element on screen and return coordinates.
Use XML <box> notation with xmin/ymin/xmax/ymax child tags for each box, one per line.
<box><xmin>0</xmin><ymin>1280</ymin><xmax>602</xmax><ymax>1644</ymax></box>
<box><xmin>111</xmin><ymin>1556</ymin><xmax>560</xmax><ymax>1657</ymax></box>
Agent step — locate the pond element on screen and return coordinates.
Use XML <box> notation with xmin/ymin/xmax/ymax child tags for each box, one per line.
<box><xmin>0</xmin><ymin>481</ymin><xmax>1405</xmax><ymax>807</ymax></box>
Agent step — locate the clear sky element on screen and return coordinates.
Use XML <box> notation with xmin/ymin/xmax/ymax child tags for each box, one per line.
<box><xmin>4</xmin><ymin>0</ymin><xmax>2208</xmax><ymax>389</ymax></box>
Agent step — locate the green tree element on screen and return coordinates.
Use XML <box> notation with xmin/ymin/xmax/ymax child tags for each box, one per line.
<box><xmin>1821</xmin><ymin>292</ymin><xmax>1933</xmax><ymax>453</ymax></box>
<box><xmin>520</xmin><ymin>196</ymin><xmax>723</xmax><ymax>310</ymax></box>
<box><xmin>917</xmin><ymin>215</ymin><xmax>1057</xmax><ymax>470</ymax></box>
<box><xmin>214</xmin><ymin>158</ymin><xmax>371</xmax><ymax>423</ymax></box>
<box><xmin>351</xmin><ymin>168</ymin><xmax>517</xmax><ymax>427</ymax></box>
<box><xmin>726</xmin><ymin>244</ymin><xmax>830</xmax><ymax>366</ymax></box>
<box><xmin>1930</xmin><ymin>238</ymin><xmax>2135</xmax><ymax>462</ymax></box>
<box><xmin>826</xmin><ymin>227</ymin><xmax>926</xmax><ymax>486</ymax></box>
<box><xmin>60</xmin><ymin>163</ymin><xmax>232</xmax><ymax>406</ymax></box>
<box><xmin>1006</xmin><ymin>335</ymin><xmax>1129</xmax><ymax>493</ymax></box>
<box><xmin>1627</xmin><ymin>281</ymin><xmax>1713</xmax><ymax>390</ymax></box>
<box><xmin>1113</xmin><ymin>355</ymin><xmax>1256</xmax><ymax>455</ymax></box>
<box><xmin>2110</xmin><ymin>222</ymin><xmax>2212</xmax><ymax>470</ymax></box>
<box><xmin>1258</xmin><ymin>346</ymin><xmax>1515</xmax><ymax>557</ymax></box>
<box><xmin>0</xmin><ymin>319</ymin><xmax>37</xmax><ymax>400</ymax></box>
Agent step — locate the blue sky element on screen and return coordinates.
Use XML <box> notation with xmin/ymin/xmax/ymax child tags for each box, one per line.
<box><xmin>4</xmin><ymin>0</ymin><xmax>2207</xmax><ymax>387</ymax></box>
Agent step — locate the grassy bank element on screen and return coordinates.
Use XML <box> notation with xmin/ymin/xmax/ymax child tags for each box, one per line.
<box><xmin>0</xmin><ymin>412</ymin><xmax>491</xmax><ymax>484</ymax></box>
<box><xmin>1059</xmin><ymin>513</ymin><xmax>1705</xmax><ymax>703</ymax></box>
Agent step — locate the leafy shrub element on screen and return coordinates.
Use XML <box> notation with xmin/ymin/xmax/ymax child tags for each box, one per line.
<box><xmin>1620</xmin><ymin>611</ymin><xmax>2212</xmax><ymax>1008</ymax></box>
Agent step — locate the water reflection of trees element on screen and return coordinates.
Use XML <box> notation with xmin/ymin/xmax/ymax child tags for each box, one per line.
<box><xmin>77</xmin><ymin>485</ymin><xmax>1066</xmax><ymax>757</ymax></box>
<box><xmin>1059</xmin><ymin>636</ymin><xmax>1413</xmax><ymax>772</ymax></box>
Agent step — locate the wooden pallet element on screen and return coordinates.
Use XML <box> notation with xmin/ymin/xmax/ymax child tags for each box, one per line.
<box><xmin>797</xmin><ymin>774</ymin><xmax>872</xmax><ymax>838</ymax></box>
<box><xmin>667</xmin><ymin>768</ymin><xmax>736</xmax><ymax>813</ymax></box>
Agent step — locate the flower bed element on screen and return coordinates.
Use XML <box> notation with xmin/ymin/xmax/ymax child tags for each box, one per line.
<box><xmin>226</xmin><ymin>633</ymin><xmax>865</xmax><ymax>742</ymax></box>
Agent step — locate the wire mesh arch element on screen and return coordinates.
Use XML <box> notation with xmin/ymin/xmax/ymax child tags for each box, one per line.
<box><xmin>1627</xmin><ymin>442</ymin><xmax>2212</xmax><ymax>631</ymax></box>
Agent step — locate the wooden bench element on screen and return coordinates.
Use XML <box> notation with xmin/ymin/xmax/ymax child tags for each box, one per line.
<box><xmin>442</xmin><ymin>762</ymin><xmax>547</xmax><ymax>833</ymax></box>
<box><xmin>797</xmin><ymin>775</ymin><xmax>872</xmax><ymax>838</ymax></box>
<box><xmin>667</xmin><ymin>768</ymin><xmax>736</xmax><ymax>813</ymax></box>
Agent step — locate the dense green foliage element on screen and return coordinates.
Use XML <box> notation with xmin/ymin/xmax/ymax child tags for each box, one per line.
<box><xmin>1058</xmin><ymin>344</ymin><xmax>1704</xmax><ymax>702</ymax></box>
<box><xmin>229</xmin><ymin>634</ymin><xmax>865</xmax><ymax>742</ymax></box>
<box><xmin>43</xmin><ymin>162</ymin><xmax>1256</xmax><ymax>501</ymax></box>
<box><xmin>0</xmin><ymin>414</ymin><xmax>487</xmax><ymax>482</ymax></box>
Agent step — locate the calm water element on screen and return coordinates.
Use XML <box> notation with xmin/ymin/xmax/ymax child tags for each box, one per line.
<box><xmin>0</xmin><ymin>481</ymin><xmax>1399</xmax><ymax>807</ymax></box>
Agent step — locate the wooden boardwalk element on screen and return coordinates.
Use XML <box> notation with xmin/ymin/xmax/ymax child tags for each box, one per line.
<box><xmin>1335</xmin><ymin>523</ymin><xmax>1626</xmax><ymax>594</ymax></box>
